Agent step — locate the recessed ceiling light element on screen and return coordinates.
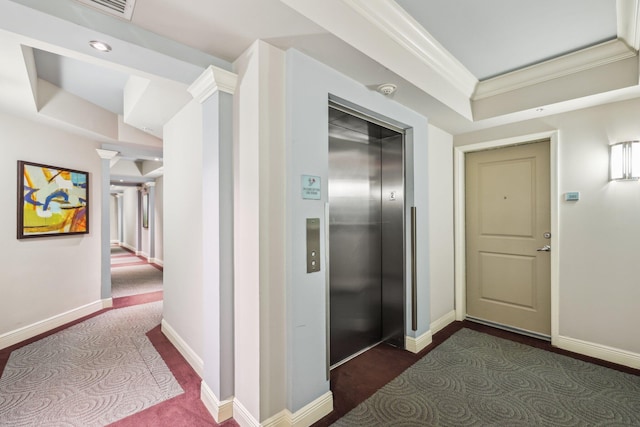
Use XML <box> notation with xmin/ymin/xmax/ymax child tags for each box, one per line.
<box><xmin>154</xmin><ymin>158</ymin><xmax>160</xmax><ymax>161</ymax></box>
<box><xmin>536</xmin><ymin>108</ymin><xmax>545</xmax><ymax>112</ymax></box>
<box><xmin>119</xmin><ymin>179</ymin><xmax>124</xmax><ymax>182</ymax></box>
<box><xmin>89</xmin><ymin>40</ymin><xmax>112</xmax><ymax>52</ymax></box>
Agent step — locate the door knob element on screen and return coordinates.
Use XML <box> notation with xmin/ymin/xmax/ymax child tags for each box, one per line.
<box><xmin>536</xmin><ymin>245</ymin><xmax>551</xmax><ymax>252</ymax></box>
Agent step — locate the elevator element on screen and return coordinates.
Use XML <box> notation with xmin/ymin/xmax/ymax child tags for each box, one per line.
<box><xmin>328</xmin><ymin>103</ymin><xmax>405</xmax><ymax>367</ymax></box>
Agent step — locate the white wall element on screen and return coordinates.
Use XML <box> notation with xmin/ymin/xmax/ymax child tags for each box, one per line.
<box><xmin>233</xmin><ymin>40</ymin><xmax>287</xmax><ymax>422</ymax></box>
<box><xmin>122</xmin><ymin>187</ymin><xmax>138</xmax><ymax>251</ymax></box>
<box><xmin>154</xmin><ymin>175</ymin><xmax>164</xmax><ymax>264</ymax></box>
<box><xmin>456</xmin><ymin>97</ymin><xmax>640</xmax><ymax>358</ymax></box>
<box><xmin>116</xmin><ymin>181</ymin><xmax>162</xmax><ymax>262</ymax></box>
<box><xmin>0</xmin><ymin>112</ymin><xmax>102</xmax><ymax>345</ymax></box>
<box><xmin>163</xmin><ymin>99</ymin><xmax>204</xmax><ymax>364</ymax></box>
<box><xmin>231</xmin><ymin>43</ymin><xmax>443</xmax><ymax>423</ymax></box>
<box><xmin>233</xmin><ymin>40</ymin><xmax>261</xmax><ymax>420</ymax></box>
<box><xmin>285</xmin><ymin>49</ymin><xmax>432</xmax><ymax>414</ymax></box>
<box><xmin>428</xmin><ymin>124</ymin><xmax>455</xmax><ymax>326</ymax></box>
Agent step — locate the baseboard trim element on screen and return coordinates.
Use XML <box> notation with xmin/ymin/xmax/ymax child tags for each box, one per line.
<box><xmin>431</xmin><ymin>310</ymin><xmax>456</xmax><ymax>335</ymax></box>
<box><xmin>102</xmin><ymin>298</ymin><xmax>113</xmax><ymax>309</ymax></box>
<box><xmin>150</xmin><ymin>258</ymin><xmax>164</xmax><ymax>266</ymax></box>
<box><xmin>233</xmin><ymin>398</ymin><xmax>260</xmax><ymax>427</ymax></box>
<box><xmin>289</xmin><ymin>391</ymin><xmax>333</xmax><ymax>427</ymax></box>
<box><xmin>405</xmin><ymin>329</ymin><xmax>433</xmax><ymax>354</ymax></box>
<box><xmin>261</xmin><ymin>410</ymin><xmax>289</xmax><ymax>427</ymax></box>
<box><xmin>121</xmin><ymin>242</ymin><xmax>136</xmax><ymax>252</ymax></box>
<box><xmin>262</xmin><ymin>391</ymin><xmax>333</xmax><ymax>427</ymax></box>
<box><xmin>136</xmin><ymin>251</ymin><xmax>149</xmax><ymax>259</ymax></box>
<box><xmin>161</xmin><ymin>319</ymin><xmax>204</xmax><ymax>377</ymax></box>
<box><xmin>200</xmin><ymin>381</ymin><xmax>233</xmax><ymax>423</ymax></box>
<box><xmin>0</xmin><ymin>299</ymin><xmax>105</xmax><ymax>350</ymax></box>
<box><xmin>556</xmin><ymin>335</ymin><xmax>640</xmax><ymax>370</ymax></box>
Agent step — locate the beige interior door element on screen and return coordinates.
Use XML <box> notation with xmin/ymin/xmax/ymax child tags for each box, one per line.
<box><xmin>465</xmin><ymin>140</ymin><xmax>551</xmax><ymax>336</ymax></box>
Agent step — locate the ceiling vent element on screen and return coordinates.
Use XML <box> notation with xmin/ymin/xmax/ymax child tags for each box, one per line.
<box><xmin>74</xmin><ymin>0</ymin><xmax>137</xmax><ymax>20</ymax></box>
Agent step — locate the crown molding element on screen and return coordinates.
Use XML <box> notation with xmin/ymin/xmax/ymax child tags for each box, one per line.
<box><xmin>473</xmin><ymin>39</ymin><xmax>636</xmax><ymax>100</ymax></box>
<box><xmin>188</xmin><ymin>65</ymin><xmax>238</xmax><ymax>103</ymax></box>
<box><xmin>618</xmin><ymin>0</ymin><xmax>640</xmax><ymax>50</ymax></box>
<box><xmin>343</xmin><ymin>0</ymin><xmax>478</xmax><ymax>97</ymax></box>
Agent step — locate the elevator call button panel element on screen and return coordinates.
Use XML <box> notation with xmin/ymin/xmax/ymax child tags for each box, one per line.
<box><xmin>306</xmin><ymin>218</ymin><xmax>321</xmax><ymax>273</ymax></box>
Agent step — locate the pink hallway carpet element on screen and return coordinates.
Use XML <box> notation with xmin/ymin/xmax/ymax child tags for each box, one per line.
<box><xmin>0</xmin><ymin>292</ymin><xmax>238</xmax><ymax>427</ymax></box>
<box><xmin>110</xmin><ymin>246</ymin><xmax>161</xmax><ymax>270</ymax></box>
<box><xmin>109</xmin><ymin>315</ymin><xmax>238</xmax><ymax>427</ymax></box>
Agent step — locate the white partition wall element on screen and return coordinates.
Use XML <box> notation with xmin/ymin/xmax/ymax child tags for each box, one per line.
<box><xmin>162</xmin><ymin>100</ymin><xmax>206</xmax><ymax>374</ymax></box>
<box><xmin>153</xmin><ymin>176</ymin><xmax>164</xmax><ymax>265</ymax></box>
<box><xmin>0</xmin><ymin>113</ymin><xmax>104</xmax><ymax>349</ymax></box>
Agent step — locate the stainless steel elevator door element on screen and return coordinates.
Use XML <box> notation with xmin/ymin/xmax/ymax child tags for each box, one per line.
<box><xmin>328</xmin><ymin>106</ymin><xmax>405</xmax><ymax>367</ymax></box>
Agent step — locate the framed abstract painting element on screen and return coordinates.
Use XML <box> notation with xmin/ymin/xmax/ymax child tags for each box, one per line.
<box><xmin>17</xmin><ymin>161</ymin><xmax>89</xmax><ymax>239</ymax></box>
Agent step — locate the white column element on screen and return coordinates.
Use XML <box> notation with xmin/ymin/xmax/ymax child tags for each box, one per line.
<box><xmin>96</xmin><ymin>149</ymin><xmax>119</xmax><ymax>300</ymax></box>
<box><xmin>145</xmin><ymin>182</ymin><xmax>157</xmax><ymax>262</ymax></box>
<box><xmin>233</xmin><ymin>40</ymin><xmax>288</xmax><ymax>425</ymax></box>
<box><xmin>188</xmin><ymin>65</ymin><xmax>238</xmax><ymax>422</ymax></box>
<box><xmin>116</xmin><ymin>193</ymin><xmax>124</xmax><ymax>244</ymax></box>
<box><xmin>136</xmin><ymin>186</ymin><xmax>143</xmax><ymax>255</ymax></box>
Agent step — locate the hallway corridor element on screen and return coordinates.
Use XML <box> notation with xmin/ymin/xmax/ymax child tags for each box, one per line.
<box><xmin>0</xmin><ymin>248</ymin><xmax>237</xmax><ymax>426</ymax></box>
<box><xmin>111</xmin><ymin>245</ymin><xmax>163</xmax><ymax>299</ymax></box>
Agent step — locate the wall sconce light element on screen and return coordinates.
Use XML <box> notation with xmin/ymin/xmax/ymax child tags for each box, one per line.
<box><xmin>610</xmin><ymin>141</ymin><xmax>640</xmax><ymax>180</ymax></box>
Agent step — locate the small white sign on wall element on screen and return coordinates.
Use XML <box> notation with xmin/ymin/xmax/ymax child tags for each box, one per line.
<box><xmin>301</xmin><ymin>175</ymin><xmax>321</xmax><ymax>200</ymax></box>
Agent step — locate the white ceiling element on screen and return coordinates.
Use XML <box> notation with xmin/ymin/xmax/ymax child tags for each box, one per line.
<box><xmin>34</xmin><ymin>48</ymin><xmax>129</xmax><ymax>115</ymax></box>
<box><xmin>1</xmin><ymin>0</ymin><xmax>639</xmax><ymax>161</ymax></box>
<box><xmin>395</xmin><ymin>0</ymin><xmax>618</xmax><ymax>80</ymax></box>
<box><xmin>131</xmin><ymin>0</ymin><xmax>327</xmax><ymax>62</ymax></box>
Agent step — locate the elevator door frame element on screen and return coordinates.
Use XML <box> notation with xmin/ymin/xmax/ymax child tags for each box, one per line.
<box><xmin>327</xmin><ymin>101</ymin><xmax>407</xmax><ymax>369</ymax></box>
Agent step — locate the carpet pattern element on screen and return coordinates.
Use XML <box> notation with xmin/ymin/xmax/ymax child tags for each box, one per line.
<box><xmin>110</xmin><ymin>246</ymin><xmax>129</xmax><ymax>256</ymax></box>
<box><xmin>111</xmin><ymin>256</ymin><xmax>145</xmax><ymax>266</ymax></box>
<box><xmin>110</xmin><ymin>246</ymin><xmax>148</xmax><ymax>268</ymax></box>
<box><xmin>111</xmin><ymin>265</ymin><xmax>163</xmax><ymax>298</ymax></box>
<box><xmin>0</xmin><ymin>302</ymin><xmax>183</xmax><ymax>426</ymax></box>
<box><xmin>332</xmin><ymin>328</ymin><xmax>640</xmax><ymax>426</ymax></box>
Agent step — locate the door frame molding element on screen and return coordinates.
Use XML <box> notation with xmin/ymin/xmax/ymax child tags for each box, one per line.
<box><xmin>453</xmin><ymin>131</ymin><xmax>560</xmax><ymax>345</ymax></box>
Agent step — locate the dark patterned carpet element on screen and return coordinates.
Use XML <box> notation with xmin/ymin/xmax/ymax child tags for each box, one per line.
<box><xmin>332</xmin><ymin>328</ymin><xmax>640</xmax><ymax>426</ymax></box>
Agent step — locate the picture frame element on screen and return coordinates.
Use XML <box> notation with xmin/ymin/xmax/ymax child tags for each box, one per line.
<box><xmin>17</xmin><ymin>160</ymin><xmax>89</xmax><ymax>239</ymax></box>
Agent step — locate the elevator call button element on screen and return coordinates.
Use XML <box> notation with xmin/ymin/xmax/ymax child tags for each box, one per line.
<box><xmin>306</xmin><ymin>218</ymin><xmax>321</xmax><ymax>273</ymax></box>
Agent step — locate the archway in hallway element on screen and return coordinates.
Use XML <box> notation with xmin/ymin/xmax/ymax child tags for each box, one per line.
<box><xmin>108</xmin><ymin>179</ymin><xmax>164</xmax><ymax>305</ymax></box>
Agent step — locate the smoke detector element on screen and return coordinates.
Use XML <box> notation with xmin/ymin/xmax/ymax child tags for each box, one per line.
<box><xmin>377</xmin><ymin>84</ymin><xmax>397</xmax><ymax>96</ymax></box>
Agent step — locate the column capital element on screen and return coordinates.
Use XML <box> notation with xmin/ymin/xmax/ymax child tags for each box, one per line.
<box><xmin>96</xmin><ymin>148</ymin><xmax>119</xmax><ymax>160</ymax></box>
<box><xmin>188</xmin><ymin>65</ymin><xmax>238</xmax><ymax>103</ymax></box>
<box><xmin>145</xmin><ymin>182</ymin><xmax>157</xmax><ymax>188</ymax></box>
